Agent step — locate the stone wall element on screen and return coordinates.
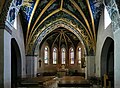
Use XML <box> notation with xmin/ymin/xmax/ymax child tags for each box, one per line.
<box><xmin>95</xmin><ymin>9</ymin><xmax>113</xmax><ymax>77</ymax></box>
<box><xmin>11</xmin><ymin>14</ymin><xmax>26</xmax><ymax>77</ymax></box>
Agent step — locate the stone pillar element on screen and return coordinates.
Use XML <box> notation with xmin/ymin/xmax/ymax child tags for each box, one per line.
<box><xmin>0</xmin><ymin>29</ymin><xmax>4</xmax><ymax>88</ymax></box>
<box><xmin>26</xmin><ymin>55</ymin><xmax>38</xmax><ymax>77</ymax></box>
<box><xmin>114</xmin><ymin>29</ymin><xmax>120</xmax><ymax>88</ymax></box>
<box><xmin>26</xmin><ymin>55</ymin><xmax>34</xmax><ymax>77</ymax></box>
<box><xmin>87</xmin><ymin>56</ymin><xmax>95</xmax><ymax>77</ymax></box>
<box><xmin>0</xmin><ymin>25</ymin><xmax>11</xmax><ymax>88</ymax></box>
<box><xmin>4</xmin><ymin>28</ymin><xmax>11</xmax><ymax>88</ymax></box>
<box><xmin>34</xmin><ymin>56</ymin><xmax>38</xmax><ymax>77</ymax></box>
<box><xmin>104</xmin><ymin>0</ymin><xmax>120</xmax><ymax>87</ymax></box>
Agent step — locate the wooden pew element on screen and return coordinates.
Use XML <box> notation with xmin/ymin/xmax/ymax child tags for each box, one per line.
<box><xmin>19</xmin><ymin>76</ymin><xmax>56</xmax><ymax>87</ymax></box>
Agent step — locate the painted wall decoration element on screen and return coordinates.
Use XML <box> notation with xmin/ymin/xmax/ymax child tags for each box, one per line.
<box><xmin>15</xmin><ymin>0</ymin><xmax>22</xmax><ymax>6</ymax></box>
<box><xmin>6</xmin><ymin>0</ymin><xmax>23</xmax><ymax>25</ymax></box>
<box><xmin>89</xmin><ymin>0</ymin><xmax>103</xmax><ymax>29</ymax></box>
<box><xmin>21</xmin><ymin>0</ymin><xmax>35</xmax><ymax>22</ymax></box>
<box><xmin>9</xmin><ymin>8</ymin><xmax>15</xmax><ymax>22</ymax></box>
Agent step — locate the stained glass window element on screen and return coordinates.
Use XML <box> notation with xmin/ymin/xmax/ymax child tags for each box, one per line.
<box><xmin>53</xmin><ymin>47</ymin><xmax>57</xmax><ymax>64</ymax></box>
<box><xmin>78</xmin><ymin>47</ymin><xmax>81</xmax><ymax>64</ymax></box>
<box><xmin>61</xmin><ymin>48</ymin><xmax>66</xmax><ymax>64</ymax></box>
<box><xmin>70</xmin><ymin>47</ymin><xmax>74</xmax><ymax>64</ymax></box>
<box><xmin>44</xmin><ymin>46</ymin><xmax>49</xmax><ymax>64</ymax></box>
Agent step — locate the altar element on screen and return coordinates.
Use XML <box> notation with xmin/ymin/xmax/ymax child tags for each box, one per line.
<box><xmin>57</xmin><ymin>65</ymin><xmax>68</xmax><ymax>77</ymax></box>
<box><xmin>58</xmin><ymin>76</ymin><xmax>91</xmax><ymax>87</ymax></box>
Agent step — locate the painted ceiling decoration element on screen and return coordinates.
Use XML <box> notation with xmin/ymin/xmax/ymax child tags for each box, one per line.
<box><xmin>42</xmin><ymin>28</ymin><xmax>80</xmax><ymax>48</ymax></box>
<box><xmin>6</xmin><ymin>0</ymin><xmax>23</xmax><ymax>24</ymax></box>
<box><xmin>19</xmin><ymin>0</ymin><xmax>103</xmax><ymax>55</ymax></box>
<box><xmin>32</xmin><ymin>19</ymin><xmax>89</xmax><ymax>55</ymax></box>
<box><xmin>104</xmin><ymin>0</ymin><xmax>120</xmax><ymax>32</ymax></box>
<box><xmin>21</xmin><ymin>0</ymin><xmax>35</xmax><ymax>22</ymax></box>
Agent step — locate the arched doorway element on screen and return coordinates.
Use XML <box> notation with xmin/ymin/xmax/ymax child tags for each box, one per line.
<box><xmin>11</xmin><ymin>38</ymin><xmax>21</xmax><ymax>88</ymax></box>
<box><xmin>101</xmin><ymin>37</ymin><xmax>114</xmax><ymax>87</ymax></box>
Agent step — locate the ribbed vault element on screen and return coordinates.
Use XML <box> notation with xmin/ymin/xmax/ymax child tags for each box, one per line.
<box><xmin>32</xmin><ymin>19</ymin><xmax>91</xmax><ymax>56</ymax></box>
<box><xmin>19</xmin><ymin>0</ymin><xmax>103</xmax><ymax>55</ymax></box>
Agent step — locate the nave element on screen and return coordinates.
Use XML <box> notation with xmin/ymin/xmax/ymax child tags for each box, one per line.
<box><xmin>1</xmin><ymin>0</ymin><xmax>120</xmax><ymax>88</ymax></box>
<box><xmin>17</xmin><ymin>76</ymin><xmax>101</xmax><ymax>88</ymax></box>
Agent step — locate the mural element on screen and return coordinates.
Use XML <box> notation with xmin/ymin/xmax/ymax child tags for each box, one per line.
<box><xmin>36</xmin><ymin>11</ymin><xmax>85</xmax><ymax>34</ymax></box>
<box><xmin>64</xmin><ymin>0</ymin><xmax>77</xmax><ymax>13</ymax></box>
<box><xmin>21</xmin><ymin>0</ymin><xmax>35</xmax><ymax>22</ymax></box>
<box><xmin>89</xmin><ymin>0</ymin><xmax>103</xmax><ymax>30</ymax></box>
<box><xmin>7</xmin><ymin>0</ymin><xmax>23</xmax><ymax>24</ymax></box>
<box><xmin>9</xmin><ymin>8</ymin><xmax>15</xmax><ymax>22</ymax></box>
<box><xmin>18</xmin><ymin>0</ymin><xmax>104</xmax><ymax>55</ymax></box>
<box><xmin>15</xmin><ymin>0</ymin><xmax>22</xmax><ymax>6</ymax></box>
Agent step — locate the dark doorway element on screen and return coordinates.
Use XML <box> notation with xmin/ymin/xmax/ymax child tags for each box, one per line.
<box><xmin>101</xmin><ymin>37</ymin><xmax>114</xmax><ymax>87</ymax></box>
<box><xmin>11</xmin><ymin>38</ymin><xmax>21</xmax><ymax>88</ymax></box>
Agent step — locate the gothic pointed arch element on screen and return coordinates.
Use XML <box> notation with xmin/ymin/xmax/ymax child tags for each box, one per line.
<box><xmin>61</xmin><ymin>47</ymin><xmax>66</xmax><ymax>64</ymax></box>
<box><xmin>69</xmin><ymin>47</ymin><xmax>74</xmax><ymax>64</ymax></box>
<box><xmin>11</xmin><ymin>38</ymin><xmax>22</xmax><ymax>87</ymax></box>
<box><xmin>101</xmin><ymin>37</ymin><xmax>114</xmax><ymax>87</ymax></box>
<box><xmin>53</xmin><ymin>47</ymin><xmax>58</xmax><ymax>64</ymax></box>
<box><xmin>44</xmin><ymin>46</ymin><xmax>49</xmax><ymax>64</ymax></box>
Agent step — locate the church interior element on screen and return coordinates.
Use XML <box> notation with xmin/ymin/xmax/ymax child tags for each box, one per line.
<box><xmin>0</xmin><ymin>0</ymin><xmax>120</xmax><ymax>88</ymax></box>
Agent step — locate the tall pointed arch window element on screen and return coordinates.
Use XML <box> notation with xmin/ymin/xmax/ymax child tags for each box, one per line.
<box><xmin>44</xmin><ymin>46</ymin><xmax>49</xmax><ymax>64</ymax></box>
<box><xmin>70</xmin><ymin>47</ymin><xmax>74</xmax><ymax>64</ymax></box>
<box><xmin>61</xmin><ymin>48</ymin><xmax>66</xmax><ymax>64</ymax></box>
<box><xmin>53</xmin><ymin>47</ymin><xmax>57</xmax><ymax>64</ymax></box>
<box><xmin>78</xmin><ymin>47</ymin><xmax>81</xmax><ymax>64</ymax></box>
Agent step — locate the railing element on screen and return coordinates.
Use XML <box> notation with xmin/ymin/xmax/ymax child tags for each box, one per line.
<box><xmin>104</xmin><ymin>74</ymin><xmax>111</xmax><ymax>88</ymax></box>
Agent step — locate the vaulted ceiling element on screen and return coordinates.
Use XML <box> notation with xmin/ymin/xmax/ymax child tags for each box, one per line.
<box><xmin>40</xmin><ymin>27</ymin><xmax>80</xmax><ymax>49</ymax></box>
<box><xmin>19</xmin><ymin>0</ymin><xmax>103</xmax><ymax>55</ymax></box>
